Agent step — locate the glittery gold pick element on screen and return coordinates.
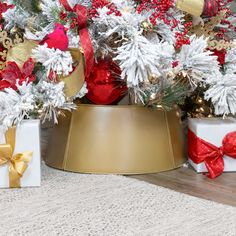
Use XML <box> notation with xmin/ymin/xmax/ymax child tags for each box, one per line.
<box><xmin>189</xmin><ymin>10</ymin><xmax>234</xmax><ymax>50</ymax></box>
<box><xmin>0</xmin><ymin>29</ymin><xmax>24</xmax><ymax>70</ymax></box>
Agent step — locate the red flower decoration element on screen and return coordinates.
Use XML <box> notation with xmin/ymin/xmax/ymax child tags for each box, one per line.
<box><xmin>0</xmin><ymin>3</ymin><xmax>14</xmax><ymax>20</ymax></box>
<box><xmin>172</xmin><ymin>61</ymin><xmax>179</xmax><ymax>68</ymax></box>
<box><xmin>137</xmin><ymin>0</ymin><xmax>174</xmax><ymax>25</ymax></box>
<box><xmin>212</xmin><ymin>49</ymin><xmax>226</xmax><ymax>65</ymax></box>
<box><xmin>0</xmin><ymin>58</ymin><xmax>36</xmax><ymax>90</ymax></box>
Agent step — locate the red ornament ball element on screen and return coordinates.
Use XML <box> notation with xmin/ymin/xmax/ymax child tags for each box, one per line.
<box><xmin>0</xmin><ymin>43</ymin><xmax>5</xmax><ymax>63</ymax></box>
<box><xmin>202</xmin><ymin>0</ymin><xmax>219</xmax><ymax>17</ymax></box>
<box><xmin>85</xmin><ymin>59</ymin><xmax>127</xmax><ymax>105</ymax></box>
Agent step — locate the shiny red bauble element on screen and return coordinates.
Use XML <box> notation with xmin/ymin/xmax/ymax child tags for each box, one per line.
<box><xmin>202</xmin><ymin>0</ymin><xmax>219</xmax><ymax>17</ymax></box>
<box><xmin>0</xmin><ymin>43</ymin><xmax>5</xmax><ymax>63</ymax></box>
<box><xmin>85</xmin><ymin>59</ymin><xmax>127</xmax><ymax>105</ymax></box>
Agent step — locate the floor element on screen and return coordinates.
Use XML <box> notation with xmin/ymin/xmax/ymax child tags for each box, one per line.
<box><xmin>42</xmin><ymin>129</ymin><xmax>236</xmax><ymax>208</ymax></box>
<box><xmin>132</xmin><ymin>166</ymin><xmax>236</xmax><ymax>207</ymax></box>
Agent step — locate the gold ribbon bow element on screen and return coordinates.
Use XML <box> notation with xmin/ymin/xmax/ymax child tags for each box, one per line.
<box><xmin>0</xmin><ymin>127</ymin><xmax>33</xmax><ymax>188</ymax></box>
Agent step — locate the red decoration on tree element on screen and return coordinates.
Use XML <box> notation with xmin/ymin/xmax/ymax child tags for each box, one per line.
<box><xmin>0</xmin><ymin>2</ymin><xmax>14</xmax><ymax>20</ymax></box>
<box><xmin>0</xmin><ymin>43</ymin><xmax>5</xmax><ymax>64</ymax></box>
<box><xmin>59</xmin><ymin>0</ymin><xmax>94</xmax><ymax>77</ymax></box>
<box><xmin>0</xmin><ymin>58</ymin><xmax>36</xmax><ymax>90</ymax></box>
<box><xmin>137</xmin><ymin>0</ymin><xmax>174</xmax><ymax>25</ymax></box>
<box><xmin>59</xmin><ymin>11</ymin><xmax>68</xmax><ymax>21</ymax></box>
<box><xmin>212</xmin><ymin>49</ymin><xmax>226</xmax><ymax>65</ymax></box>
<box><xmin>39</xmin><ymin>23</ymin><xmax>69</xmax><ymax>51</ymax></box>
<box><xmin>85</xmin><ymin>59</ymin><xmax>127</xmax><ymax>105</ymax></box>
<box><xmin>172</xmin><ymin>61</ymin><xmax>179</xmax><ymax>68</ymax></box>
<box><xmin>202</xmin><ymin>0</ymin><xmax>219</xmax><ymax>17</ymax></box>
<box><xmin>175</xmin><ymin>22</ymin><xmax>192</xmax><ymax>49</ymax></box>
<box><xmin>88</xmin><ymin>0</ymin><xmax>121</xmax><ymax>18</ymax></box>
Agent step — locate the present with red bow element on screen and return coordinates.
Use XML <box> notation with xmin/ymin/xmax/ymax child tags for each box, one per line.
<box><xmin>188</xmin><ymin>118</ymin><xmax>236</xmax><ymax>179</ymax></box>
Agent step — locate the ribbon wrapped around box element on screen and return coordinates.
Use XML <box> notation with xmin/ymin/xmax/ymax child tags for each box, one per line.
<box><xmin>59</xmin><ymin>0</ymin><xmax>94</xmax><ymax>77</ymax></box>
<box><xmin>0</xmin><ymin>120</ymin><xmax>41</xmax><ymax>188</ymax></box>
<box><xmin>58</xmin><ymin>48</ymin><xmax>85</xmax><ymax>97</ymax></box>
<box><xmin>44</xmin><ymin>105</ymin><xmax>186</xmax><ymax>174</ymax></box>
<box><xmin>188</xmin><ymin>118</ymin><xmax>236</xmax><ymax>179</ymax></box>
<box><xmin>6</xmin><ymin>40</ymin><xmax>85</xmax><ymax>98</ymax></box>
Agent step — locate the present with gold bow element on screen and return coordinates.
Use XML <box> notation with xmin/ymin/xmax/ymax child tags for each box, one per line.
<box><xmin>188</xmin><ymin>118</ymin><xmax>236</xmax><ymax>179</ymax></box>
<box><xmin>0</xmin><ymin>120</ymin><xmax>41</xmax><ymax>188</ymax></box>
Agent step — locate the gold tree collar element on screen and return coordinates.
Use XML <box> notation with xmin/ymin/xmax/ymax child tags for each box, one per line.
<box><xmin>0</xmin><ymin>29</ymin><xmax>24</xmax><ymax>70</ymax></box>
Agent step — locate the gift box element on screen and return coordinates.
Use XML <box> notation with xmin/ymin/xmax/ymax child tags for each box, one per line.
<box><xmin>0</xmin><ymin>120</ymin><xmax>41</xmax><ymax>188</ymax></box>
<box><xmin>45</xmin><ymin>105</ymin><xmax>186</xmax><ymax>175</ymax></box>
<box><xmin>188</xmin><ymin>118</ymin><xmax>236</xmax><ymax>178</ymax></box>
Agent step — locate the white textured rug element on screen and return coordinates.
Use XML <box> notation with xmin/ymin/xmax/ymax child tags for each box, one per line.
<box><xmin>0</xmin><ymin>164</ymin><xmax>235</xmax><ymax>236</ymax></box>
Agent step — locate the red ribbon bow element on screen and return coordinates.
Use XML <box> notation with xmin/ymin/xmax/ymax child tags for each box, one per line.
<box><xmin>59</xmin><ymin>0</ymin><xmax>94</xmax><ymax>77</ymax></box>
<box><xmin>188</xmin><ymin>129</ymin><xmax>236</xmax><ymax>179</ymax></box>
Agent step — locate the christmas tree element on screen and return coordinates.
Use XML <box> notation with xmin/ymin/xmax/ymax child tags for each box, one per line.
<box><xmin>0</xmin><ymin>0</ymin><xmax>236</xmax><ymax>129</ymax></box>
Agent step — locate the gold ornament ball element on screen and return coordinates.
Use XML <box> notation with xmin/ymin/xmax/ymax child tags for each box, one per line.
<box><xmin>10</xmin><ymin>26</ymin><xmax>20</xmax><ymax>35</ymax></box>
<box><xmin>199</xmin><ymin>105</ymin><xmax>211</xmax><ymax>116</ymax></box>
<box><xmin>141</xmin><ymin>21</ymin><xmax>153</xmax><ymax>32</ymax></box>
<box><xmin>38</xmin><ymin>109</ymin><xmax>43</xmax><ymax>115</ymax></box>
<box><xmin>36</xmin><ymin>1</ymin><xmax>42</xmax><ymax>11</ymax></box>
<box><xmin>176</xmin><ymin>110</ymin><xmax>181</xmax><ymax>118</ymax></box>
<box><xmin>196</xmin><ymin>97</ymin><xmax>204</xmax><ymax>105</ymax></box>
<box><xmin>156</xmin><ymin>105</ymin><xmax>164</xmax><ymax>110</ymax></box>
<box><xmin>199</xmin><ymin>106</ymin><xmax>205</xmax><ymax>113</ymax></box>
<box><xmin>148</xmin><ymin>74</ymin><xmax>160</xmax><ymax>84</ymax></box>
<box><xmin>150</xmin><ymin>93</ymin><xmax>157</xmax><ymax>100</ymax></box>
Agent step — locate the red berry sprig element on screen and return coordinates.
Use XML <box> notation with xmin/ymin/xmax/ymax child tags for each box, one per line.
<box><xmin>212</xmin><ymin>1</ymin><xmax>235</xmax><ymax>40</ymax></box>
<box><xmin>175</xmin><ymin>22</ymin><xmax>192</xmax><ymax>49</ymax></box>
<box><xmin>137</xmin><ymin>0</ymin><xmax>174</xmax><ymax>25</ymax></box>
<box><xmin>88</xmin><ymin>0</ymin><xmax>121</xmax><ymax>18</ymax></box>
<box><xmin>59</xmin><ymin>11</ymin><xmax>68</xmax><ymax>21</ymax></box>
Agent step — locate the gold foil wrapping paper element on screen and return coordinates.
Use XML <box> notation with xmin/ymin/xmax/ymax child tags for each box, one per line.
<box><xmin>45</xmin><ymin>105</ymin><xmax>186</xmax><ymax>174</ymax></box>
<box><xmin>176</xmin><ymin>0</ymin><xmax>204</xmax><ymax>16</ymax></box>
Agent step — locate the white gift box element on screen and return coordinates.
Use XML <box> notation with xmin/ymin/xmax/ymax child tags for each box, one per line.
<box><xmin>188</xmin><ymin>118</ymin><xmax>236</xmax><ymax>173</ymax></box>
<box><xmin>0</xmin><ymin>120</ymin><xmax>41</xmax><ymax>188</ymax></box>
